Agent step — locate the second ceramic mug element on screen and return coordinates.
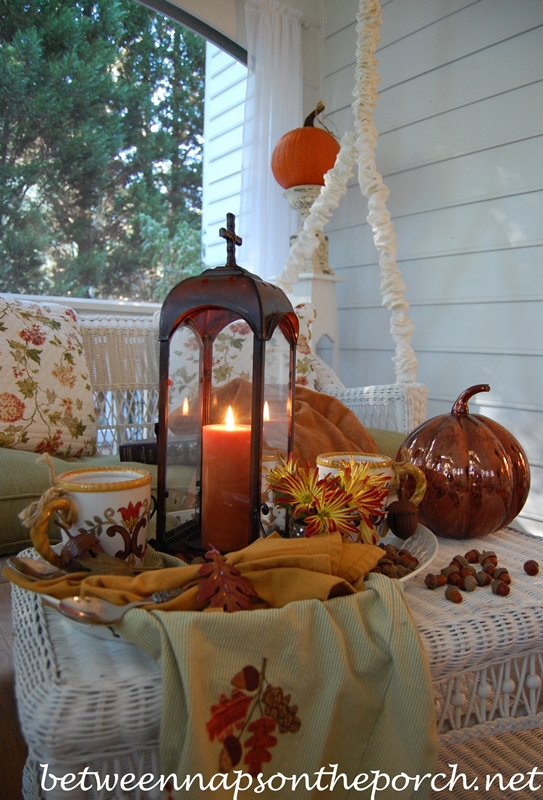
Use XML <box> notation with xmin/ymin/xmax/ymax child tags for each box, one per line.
<box><xmin>30</xmin><ymin>467</ymin><xmax>153</xmax><ymax>568</ymax></box>
<box><xmin>316</xmin><ymin>452</ymin><xmax>426</xmax><ymax>536</ymax></box>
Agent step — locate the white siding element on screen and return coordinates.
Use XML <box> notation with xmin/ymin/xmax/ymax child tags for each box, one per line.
<box><xmin>202</xmin><ymin>43</ymin><xmax>247</xmax><ymax>267</ymax></box>
<box><xmin>322</xmin><ymin>0</ymin><xmax>543</xmax><ymax>535</ymax></box>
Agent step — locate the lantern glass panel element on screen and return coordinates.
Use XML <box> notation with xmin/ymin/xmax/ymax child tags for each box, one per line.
<box><xmin>201</xmin><ymin>316</ymin><xmax>254</xmax><ymax>552</ymax></box>
<box><xmin>261</xmin><ymin>325</ymin><xmax>292</xmax><ymax>535</ymax></box>
<box><xmin>263</xmin><ymin>324</ymin><xmax>291</xmax><ymax>459</ymax></box>
<box><xmin>164</xmin><ymin>323</ymin><xmax>202</xmax><ymax>529</ymax></box>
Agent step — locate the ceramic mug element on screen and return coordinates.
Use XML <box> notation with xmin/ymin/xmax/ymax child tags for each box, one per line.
<box><xmin>30</xmin><ymin>467</ymin><xmax>153</xmax><ymax>568</ymax></box>
<box><xmin>316</xmin><ymin>452</ymin><xmax>426</xmax><ymax>537</ymax></box>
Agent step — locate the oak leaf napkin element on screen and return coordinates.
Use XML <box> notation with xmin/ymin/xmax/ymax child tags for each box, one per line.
<box><xmin>4</xmin><ymin>532</ymin><xmax>384</xmax><ymax>610</ymax></box>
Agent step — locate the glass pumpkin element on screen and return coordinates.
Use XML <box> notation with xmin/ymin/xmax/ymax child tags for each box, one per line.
<box><xmin>397</xmin><ymin>384</ymin><xmax>530</xmax><ymax>539</ymax></box>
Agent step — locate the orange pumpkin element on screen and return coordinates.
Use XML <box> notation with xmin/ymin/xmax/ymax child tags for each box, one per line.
<box><xmin>271</xmin><ymin>102</ymin><xmax>340</xmax><ymax>190</ymax></box>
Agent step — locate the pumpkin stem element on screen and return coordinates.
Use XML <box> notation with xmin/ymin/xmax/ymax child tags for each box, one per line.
<box><xmin>452</xmin><ymin>384</ymin><xmax>490</xmax><ymax>415</ymax></box>
<box><xmin>303</xmin><ymin>101</ymin><xmax>326</xmax><ymax>127</ymax></box>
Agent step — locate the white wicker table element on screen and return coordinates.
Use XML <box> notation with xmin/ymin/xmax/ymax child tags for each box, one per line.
<box><xmin>11</xmin><ymin>526</ymin><xmax>543</xmax><ymax>800</ymax></box>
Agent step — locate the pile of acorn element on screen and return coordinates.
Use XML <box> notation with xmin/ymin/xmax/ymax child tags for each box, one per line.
<box><xmin>424</xmin><ymin>549</ymin><xmax>539</xmax><ymax>603</ymax></box>
<box><xmin>371</xmin><ymin>542</ymin><xmax>420</xmax><ymax>580</ymax></box>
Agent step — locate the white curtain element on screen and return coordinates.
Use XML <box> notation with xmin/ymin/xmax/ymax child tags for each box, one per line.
<box><xmin>239</xmin><ymin>0</ymin><xmax>303</xmax><ymax>281</ymax></box>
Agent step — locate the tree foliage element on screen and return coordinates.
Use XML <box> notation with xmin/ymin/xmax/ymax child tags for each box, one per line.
<box><xmin>0</xmin><ymin>0</ymin><xmax>205</xmax><ymax>301</ymax></box>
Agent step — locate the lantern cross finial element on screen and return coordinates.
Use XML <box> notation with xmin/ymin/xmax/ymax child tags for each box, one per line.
<box><xmin>219</xmin><ymin>213</ymin><xmax>242</xmax><ymax>267</ymax></box>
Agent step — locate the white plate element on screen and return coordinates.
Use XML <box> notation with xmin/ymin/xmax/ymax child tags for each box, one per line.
<box><xmin>379</xmin><ymin>524</ymin><xmax>439</xmax><ymax>583</ymax></box>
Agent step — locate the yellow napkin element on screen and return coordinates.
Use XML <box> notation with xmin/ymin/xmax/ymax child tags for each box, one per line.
<box><xmin>4</xmin><ymin>532</ymin><xmax>383</xmax><ymax>612</ymax></box>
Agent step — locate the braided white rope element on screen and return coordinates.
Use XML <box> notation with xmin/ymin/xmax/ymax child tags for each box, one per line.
<box><xmin>353</xmin><ymin>0</ymin><xmax>417</xmax><ymax>383</ymax></box>
<box><xmin>275</xmin><ymin>0</ymin><xmax>418</xmax><ymax>383</ymax></box>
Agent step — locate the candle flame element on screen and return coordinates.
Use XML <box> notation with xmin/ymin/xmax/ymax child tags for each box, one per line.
<box><xmin>225</xmin><ymin>405</ymin><xmax>235</xmax><ymax>430</ymax></box>
<box><xmin>263</xmin><ymin>401</ymin><xmax>270</xmax><ymax>422</ymax></box>
<box><xmin>182</xmin><ymin>396</ymin><xmax>189</xmax><ymax>415</ymax></box>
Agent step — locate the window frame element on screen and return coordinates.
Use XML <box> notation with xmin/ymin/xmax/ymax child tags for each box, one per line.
<box><xmin>135</xmin><ymin>0</ymin><xmax>248</xmax><ymax>64</ymax></box>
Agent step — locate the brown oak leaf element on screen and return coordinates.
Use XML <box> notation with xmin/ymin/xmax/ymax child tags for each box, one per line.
<box><xmin>197</xmin><ymin>546</ymin><xmax>259</xmax><ymax>612</ymax></box>
<box><xmin>59</xmin><ymin>530</ymin><xmax>105</xmax><ymax>569</ymax></box>
<box><xmin>243</xmin><ymin>716</ymin><xmax>277</xmax><ymax>777</ymax></box>
<box><xmin>206</xmin><ymin>690</ymin><xmax>253</xmax><ymax>742</ymax></box>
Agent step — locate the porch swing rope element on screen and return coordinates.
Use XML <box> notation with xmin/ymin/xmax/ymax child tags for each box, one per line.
<box><xmin>275</xmin><ymin>0</ymin><xmax>418</xmax><ymax>384</ymax></box>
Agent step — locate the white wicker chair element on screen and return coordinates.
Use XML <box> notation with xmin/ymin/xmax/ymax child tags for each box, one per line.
<box><xmin>80</xmin><ymin>314</ymin><xmax>160</xmax><ymax>455</ymax></box>
<box><xmin>79</xmin><ymin>313</ymin><xmax>426</xmax><ymax>457</ymax></box>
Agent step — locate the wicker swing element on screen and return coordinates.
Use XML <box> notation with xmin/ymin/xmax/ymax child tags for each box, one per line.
<box><xmin>275</xmin><ymin>0</ymin><xmax>427</xmax><ymax>432</ymax></box>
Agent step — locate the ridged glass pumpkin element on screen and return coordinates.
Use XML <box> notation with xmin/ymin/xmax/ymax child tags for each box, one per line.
<box><xmin>271</xmin><ymin>102</ymin><xmax>340</xmax><ymax>190</ymax></box>
<box><xmin>397</xmin><ymin>384</ymin><xmax>530</xmax><ymax>539</ymax></box>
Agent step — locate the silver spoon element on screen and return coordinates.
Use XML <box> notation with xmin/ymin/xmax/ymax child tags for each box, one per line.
<box><xmin>57</xmin><ymin>588</ymin><xmax>185</xmax><ymax>625</ymax></box>
<box><xmin>8</xmin><ymin>556</ymin><xmax>68</xmax><ymax>581</ymax></box>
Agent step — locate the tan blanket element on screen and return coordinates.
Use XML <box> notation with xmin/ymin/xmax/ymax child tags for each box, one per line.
<box><xmin>169</xmin><ymin>380</ymin><xmax>378</xmax><ymax>466</ymax></box>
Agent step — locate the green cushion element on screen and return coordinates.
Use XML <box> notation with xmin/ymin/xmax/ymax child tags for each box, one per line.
<box><xmin>0</xmin><ymin>449</ymin><xmax>158</xmax><ymax>556</ymax></box>
<box><xmin>367</xmin><ymin>428</ymin><xmax>406</xmax><ymax>461</ymax></box>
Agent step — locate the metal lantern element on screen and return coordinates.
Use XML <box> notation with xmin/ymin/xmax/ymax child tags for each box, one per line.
<box><xmin>154</xmin><ymin>214</ymin><xmax>299</xmax><ymax>555</ymax></box>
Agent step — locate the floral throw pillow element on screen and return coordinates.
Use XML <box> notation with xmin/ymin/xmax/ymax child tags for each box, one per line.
<box><xmin>0</xmin><ymin>297</ymin><xmax>97</xmax><ymax>457</ymax></box>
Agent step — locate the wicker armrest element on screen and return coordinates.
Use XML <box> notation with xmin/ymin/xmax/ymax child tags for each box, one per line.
<box><xmin>327</xmin><ymin>383</ymin><xmax>428</xmax><ymax>434</ymax></box>
<box><xmin>310</xmin><ymin>353</ymin><xmax>427</xmax><ymax>433</ymax></box>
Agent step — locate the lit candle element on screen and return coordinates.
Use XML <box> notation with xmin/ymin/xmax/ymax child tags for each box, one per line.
<box><xmin>182</xmin><ymin>396</ymin><xmax>189</xmax><ymax>415</ymax></box>
<box><xmin>201</xmin><ymin>406</ymin><xmax>252</xmax><ymax>551</ymax></box>
<box><xmin>262</xmin><ymin>398</ymin><xmax>288</xmax><ymax>452</ymax></box>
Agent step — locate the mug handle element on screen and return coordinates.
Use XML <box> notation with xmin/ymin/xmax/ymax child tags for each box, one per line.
<box><xmin>30</xmin><ymin>497</ymin><xmax>77</xmax><ymax>568</ymax></box>
<box><xmin>392</xmin><ymin>462</ymin><xmax>427</xmax><ymax>506</ymax></box>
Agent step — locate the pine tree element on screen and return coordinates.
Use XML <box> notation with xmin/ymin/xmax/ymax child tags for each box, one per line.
<box><xmin>0</xmin><ymin>0</ymin><xmax>205</xmax><ymax>300</ymax></box>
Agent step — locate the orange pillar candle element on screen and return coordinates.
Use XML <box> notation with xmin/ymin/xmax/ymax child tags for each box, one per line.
<box><xmin>201</xmin><ymin>406</ymin><xmax>252</xmax><ymax>551</ymax></box>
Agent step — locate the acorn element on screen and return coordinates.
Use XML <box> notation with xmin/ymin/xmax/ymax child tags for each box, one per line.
<box><xmin>481</xmin><ymin>551</ymin><xmax>498</xmax><ymax>567</ymax></box>
<box><xmin>445</xmin><ymin>585</ymin><xmax>463</xmax><ymax>603</ymax></box>
<box><xmin>451</xmin><ymin>555</ymin><xmax>470</xmax><ymax>570</ymax></box>
<box><xmin>441</xmin><ymin>565</ymin><xmax>459</xmax><ymax>577</ymax></box>
<box><xmin>476</xmin><ymin>570</ymin><xmax>492</xmax><ymax>587</ymax></box>
<box><xmin>458</xmin><ymin>574</ymin><xmax>477</xmax><ymax>592</ymax></box>
<box><xmin>386</xmin><ymin>500</ymin><xmax>419</xmax><ymax>540</ymax></box>
<box><xmin>491</xmin><ymin>579</ymin><xmax>510</xmax><ymax>597</ymax></box>
<box><xmin>425</xmin><ymin>573</ymin><xmax>447</xmax><ymax>590</ymax></box>
<box><xmin>493</xmin><ymin>567</ymin><xmax>511</xmax><ymax>585</ymax></box>
<box><xmin>231</xmin><ymin>665</ymin><xmax>260</xmax><ymax>691</ymax></box>
<box><xmin>459</xmin><ymin>566</ymin><xmax>477</xmax><ymax>578</ymax></box>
